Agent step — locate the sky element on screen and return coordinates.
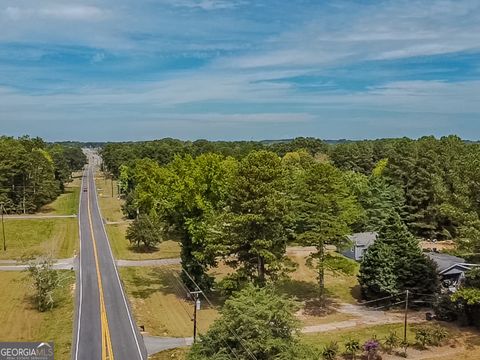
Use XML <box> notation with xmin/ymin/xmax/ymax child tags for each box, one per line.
<box><xmin>0</xmin><ymin>0</ymin><xmax>479</xmax><ymax>141</ymax></box>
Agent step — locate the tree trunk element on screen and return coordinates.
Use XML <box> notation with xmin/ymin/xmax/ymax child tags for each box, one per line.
<box><xmin>318</xmin><ymin>244</ymin><xmax>325</xmax><ymax>305</ymax></box>
<box><xmin>257</xmin><ymin>255</ymin><xmax>265</xmax><ymax>285</ymax></box>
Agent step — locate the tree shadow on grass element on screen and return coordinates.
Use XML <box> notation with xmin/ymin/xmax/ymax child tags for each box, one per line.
<box><xmin>128</xmin><ymin>245</ymin><xmax>159</xmax><ymax>254</ymax></box>
<box><xmin>126</xmin><ymin>268</ymin><xmax>178</xmax><ymax>299</ymax></box>
<box><xmin>125</xmin><ymin>267</ymin><xmax>224</xmax><ymax>310</ymax></box>
<box><xmin>350</xmin><ymin>284</ymin><xmax>362</xmax><ymax>302</ymax></box>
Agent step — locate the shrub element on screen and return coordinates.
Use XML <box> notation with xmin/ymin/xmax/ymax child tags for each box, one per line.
<box><xmin>430</xmin><ymin>325</ymin><xmax>449</xmax><ymax>346</ymax></box>
<box><xmin>433</xmin><ymin>294</ymin><xmax>457</xmax><ymax>321</ymax></box>
<box><xmin>27</xmin><ymin>258</ymin><xmax>60</xmax><ymax>312</ymax></box>
<box><xmin>414</xmin><ymin>325</ymin><xmax>449</xmax><ymax>348</ymax></box>
<box><xmin>363</xmin><ymin>339</ymin><xmax>380</xmax><ymax>360</ymax></box>
<box><xmin>383</xmin><ymin>331</ymin><xmax>399</xmax><ymax>354</ymax></box>
<box><xmin>344</xmin><ymin>338</ymin><xmax>361</xmax><ymax>359</ymax></box>
<box><xmin>322</xmin><ymin>341</ymin><xmax>339</xmax><ymax>360</ymax></box>
<box><xmin>414</xmin><ymin>326</ymin><xmax>432</xmax><ymax>349</ymax></box>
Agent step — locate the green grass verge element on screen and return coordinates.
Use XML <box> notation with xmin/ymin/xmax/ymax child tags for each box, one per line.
<box><xmin>0</xmin><ymin>218</ymin><xmax>78</xmax><ymax>260</ymax></box>
<box><xmin>40</xmin><ymin>187</ymin><xmax>80</xmax><ymax>215</ymax></box>
<box><xmin>95</xmin><ymin>177</ymin><xmax>124</xmax><ymax>222</ymax></box>
<box><xmin>40</xmin><ymin>173</ymin><xmax>82</xmax><ymax>215</ymax></box>
<box><xmin>119</xmin><ymin>266</ymin><xmax>219</xmax><ymax>337</ymax></box>
<box><xmin>107</xmin><ymin>223</ymin><xmax>180</xmax><ymax>260</ymax></box>
<box><xmin>0</xmin><ymin>271</ymin><xmax>75</xmax><ymax>360</ymax></box>
<box><xmin>150</xmin><ymin>348</ymin><xmax>189</xmax><ymax>360</ymax></box>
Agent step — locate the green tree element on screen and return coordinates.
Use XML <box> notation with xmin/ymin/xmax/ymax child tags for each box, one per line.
<box><xmin>27</xmin><ymin>258</ymin><xmax>60</xmax><ymax>312</ymax></box>
<box><xmin>188</xmin><ymin>285</ymin><xmax>301</xmax><ymax>360</ymax></box>
<box><xmin>295</xmin><ymin>162</ymin><xmax>361</xmax><ymax>302</ymax></box>
<box><xmin>358</xmin><ymin>213</ymin><xmax>439</xmax><ymax>300</ymax></box>
<box><xmin>126</xmin><ymin>214</ymin><xmax>163</xmax><ymax>249</ymax></box>
<box><xmin>212</xmin><ymin>150</ymin><xmax>292</xmax><ymax>286</ymax></box>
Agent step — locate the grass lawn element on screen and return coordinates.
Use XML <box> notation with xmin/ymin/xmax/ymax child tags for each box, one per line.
<box><xmin>0</xmin><ymin>218</ymin><xmax>78</xmax><ymax>260</ymax></box>
<box><xmin>95</xmin><ymin>176</ymin><xmax>124</xmax><ymax>222</ymax></box>
<box><xmin>107</xmin><ymin>223</ymin><xmax>181</xmax><ymax>260</ymax></box>
<box><xmin>150</xmin><ymin>348</ymin><xmax>189</xmax><ymax>360</ymax></box>
<box><xmin>0</xmin><ymin>271</ymin><xmax>75</xmax><ymax>360</ymax></box>
<box><xmin>40</xmin><ymin>172</ymin><xmax>82</xmax><ymax>215</ymax></box>
<box><xmin>94</xmin><ymin>173</ymin><xmax>182</xmax><ymax>260</ymax></box>
<box><xmin>119</xmin><ymin>266</ymin><xmax>219</xmax><ymax>337</ymax></box>
<box><xmin>302</xmin><ymin>322</ymin><xmax>480</xmax><ymax>359</ymax></box>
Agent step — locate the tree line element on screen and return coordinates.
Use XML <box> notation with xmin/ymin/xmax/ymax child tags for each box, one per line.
<box><xmin>0</xmin><ymin>136</ymin><xmax>87</xmax><ymax>213</ymax></box>
<box><xmin>102</xmin><ymin>136</ymin><xmax>480</xmax><ymax>256</ymax></box>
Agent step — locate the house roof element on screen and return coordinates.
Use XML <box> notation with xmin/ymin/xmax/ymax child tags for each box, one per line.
<box><xmin>348</xmin><ymin>232</ymin><xmax>378</xmax><ymax>247</ymax></box>
<box><xmin>425</xmin><ymin>252</ymin><xmax>466</xmax><ymax>272</ymax></box>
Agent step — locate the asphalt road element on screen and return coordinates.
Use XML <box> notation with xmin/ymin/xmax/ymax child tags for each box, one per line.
<box><xmin>72</xmin><ymin>157</ymin><xmax>147</xmax><ymax>360</ymax></box>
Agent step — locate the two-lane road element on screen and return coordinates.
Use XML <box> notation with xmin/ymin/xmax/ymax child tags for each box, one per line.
<box><xmin>73</xmin><ymin>158</ymin><xmax>147</xmax><ymax>360</ymax></box>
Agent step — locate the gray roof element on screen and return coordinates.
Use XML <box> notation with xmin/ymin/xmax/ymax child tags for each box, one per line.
<box><xmin>348</xmin><ymin>232</ymin><xmax>378</xmax><ymax>247</ymax></box>
<box><xmin>425</xmin><ymin>252</ymin><xmax>466</xmax><ymax>272</ymax></box>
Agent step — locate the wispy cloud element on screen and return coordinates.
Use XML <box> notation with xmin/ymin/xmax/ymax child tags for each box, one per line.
<box><xmin>3</xmin><ymin>5</ymin><xmax>107</xmax><ymax>21</ymax></box>
<box><xmin>0</xmin><ymin>0</ymin><xmax>479</xmax><ymax>140</ymax></box>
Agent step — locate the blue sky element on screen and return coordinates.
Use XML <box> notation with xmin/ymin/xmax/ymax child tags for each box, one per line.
<box><xmin>0</xmin><ymin>0</ymin><xmax>479</xmax><ymax>141</ymax></box>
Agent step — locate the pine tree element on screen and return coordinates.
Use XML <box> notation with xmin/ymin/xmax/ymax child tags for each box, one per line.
<box><xmin>359</xmin><ymin>213</ymin><xmax>439</xmax><ymax>300</ymax></box>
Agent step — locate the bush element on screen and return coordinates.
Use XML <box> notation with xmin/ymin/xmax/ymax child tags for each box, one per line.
<box><xmin>383</xmin><ymin>331</ymin><xmax>399</xmax><ymax>354</ymax></box>
<box><xmin>433</xmin><ymin>294</ymin><xmax>457</xmax><ymax>321</ymax></box>
<box><xmin>27</xmin><ymin>258</ymin><xmax>60</xmax><ymax>312</ymax></box>
<box><xmin>414</xmin><ymin>325</ymin><xmax>449</xmax><ymax>349</ymax></box>
<box><xmin>414</xmin><ymin>326</ymin><xmax>431</xmax><ymax>349</ymax></box>
<box><xmin>344</xmin><ymin>338</ymin><xmax>360</xmax><ymax>359</ymax></box>
<box><xmin>363</xmin><ymin>339</ymin><xmax>380</xmax><ymax>360</ymax></box>
<box><xmin>430</xmin><ymin>325</ymin><xmax>449</xmax><ymax>346</ymax></box>
<box><xmin>321</xmin><ymin>341</ymin><xmax>339</xmax><ymax>360</ymax></box>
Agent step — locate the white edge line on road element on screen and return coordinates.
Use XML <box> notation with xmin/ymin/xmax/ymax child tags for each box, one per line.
<box><xmin>74</xmin><ymin>168</ymin><xmax>85</xmax><ymax>360</ymax></box>
<box><xmin>91</xmin><ymin>159</ymin><xmax>145</xmax><ymax>360</ymax></box>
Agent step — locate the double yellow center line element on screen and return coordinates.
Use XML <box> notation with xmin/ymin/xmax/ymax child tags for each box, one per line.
<box><xmin>87</xmin><ymin>170</ymin><xmax>115</xmax><ymax>360</ymax></box>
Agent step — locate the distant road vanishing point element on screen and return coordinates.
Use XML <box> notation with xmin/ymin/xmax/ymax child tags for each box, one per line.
<box><xmin>72</xmin><ymin>155</ymin><xmax>147</xmax><ymax>360</ymax></box>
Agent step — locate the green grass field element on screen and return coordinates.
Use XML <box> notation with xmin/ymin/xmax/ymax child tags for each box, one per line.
<box><xmin>0</xmin><ymin>271</ymin><xmax>75</xmax><ymax>360</ymax></box>
<box><xmin>0</xmin><ymin>218</ymin><xmax>78</xmax><ymax>260</ymax></box>
<box><xmin>40</xmin><ymin>172</ymin><xmax>82</xmax><ymax>215</ymax></box>
<box><xmin>95</xmin><ymin>176</ymin><xmax>124</xmax><ymax>222</ymax></box>
<box><xmin>107</xmin><ymin>223</ymin><xmax>181</xmax><ymax>260</ymax></box>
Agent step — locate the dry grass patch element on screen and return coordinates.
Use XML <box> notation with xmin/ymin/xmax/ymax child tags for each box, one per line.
<box><xmin>120</xmin><ymin>266</ymin><xmax>219</xmax><ymax>338</ymax></box>
<box><xmin>0</xmin><ymin>271</ymin><xmax>75</xmax><ymax>360</ymax></box>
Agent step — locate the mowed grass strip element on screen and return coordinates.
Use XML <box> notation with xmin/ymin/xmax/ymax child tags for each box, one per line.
<box><xmin>0</xmin><ymin>271</ymin><xmax>75</xmax><ymax>360</ymax></box>
<box><xmin>0</xmin><ymin>218</ymin><xmax>78</xmax><ymax>260</ymax></box>
<box><xmin>150</xmin><ymin>348</ymin><xmax>189</xmax><ymax>360</ymax></box>
<box><xmin>119</xmin><ymin>266</ymin><xmax>219</xmax><ymax>337</ymax></box>
<box><xmin>95</xmin><ymin>177</ymin><xmax>124</xmax><ymax>222</ymax></box>
<box><xmin>40</xmin><ymin>172</ymin><xmax>83</xmax><ymax>215</ymax></box>
<box><xmin>107</xmin><ymin>223</ymin><xmax>181</xmax><ymax>260</ymax></box>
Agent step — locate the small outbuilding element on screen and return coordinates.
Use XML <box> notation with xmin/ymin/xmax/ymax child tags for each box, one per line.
<box><xmin>342</xmin><ymin>232</ymin><xmax>378</xmax><ymax>261</ymax></box>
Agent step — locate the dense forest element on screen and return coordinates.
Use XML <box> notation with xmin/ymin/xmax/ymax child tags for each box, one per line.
<box><xmin>0</xmin><ymin>136</ymin><xmax>87</xmax><ymax>213</ymax></box>
<box><xmin>101</xmin><ymin>136</ymin><xmax>480</xmax><ymax>253</ymax></box>
<box><xmin>98</xmin><ymin>136</ymin><xmax>479</xmax><ymax>304</ymax></box>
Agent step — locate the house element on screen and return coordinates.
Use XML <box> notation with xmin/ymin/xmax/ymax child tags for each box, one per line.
<box><xmin>342</xmin><ymin>232</ymin><xmax>378</xmax><ymax>261</ymax></box>
<box><xmin>426</xmin><ymin>251</ymin><xmax>479</xmax><ymax>292</ymax></box>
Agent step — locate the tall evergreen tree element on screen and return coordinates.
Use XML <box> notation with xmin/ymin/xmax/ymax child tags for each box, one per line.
<box><xmin>294</xmin><ymin>162</ymin><xmax>361</xmax><ymax>302</ymax></box>
<box><xmin>359</xmin><ymin>213</ymin><xmax>439</xmax><ymax>301</ymax></box>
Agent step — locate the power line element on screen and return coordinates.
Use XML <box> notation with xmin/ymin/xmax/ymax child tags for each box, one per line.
<box><xmin>181</xmin><ymin>267</ymin><xmax>258</xmax><ymax>360</ymax></box>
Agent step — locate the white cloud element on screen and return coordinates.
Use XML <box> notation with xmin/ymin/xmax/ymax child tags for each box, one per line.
<box><xmin>165</xmin><ymin>0</ymin><xmax>246</xmax><ymax>10</ymax></box>
<box><xmin>2</xmin><ymin>5</ymin><xmax>107</xmax><ymax>21</ymax></box>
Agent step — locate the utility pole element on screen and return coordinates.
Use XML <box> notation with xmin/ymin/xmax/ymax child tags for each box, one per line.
<box><xmin>190</xmin><ymin>290</ymin><xmax>202</xmax><ymax>342</ymax></box>
<box><xmin>111</xmin><ymin>176</ymin><xmax>114</xmax><ymax>198</ymax></box>
<box><xmin>1</xmin><ymin>203</ymin><xmax>6</xmax><ymax>251</ymax></box>
<box><xmin>404</xmin><ymin>290</ymin><xmax>409</xmax><ymax>343</ymax></box>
